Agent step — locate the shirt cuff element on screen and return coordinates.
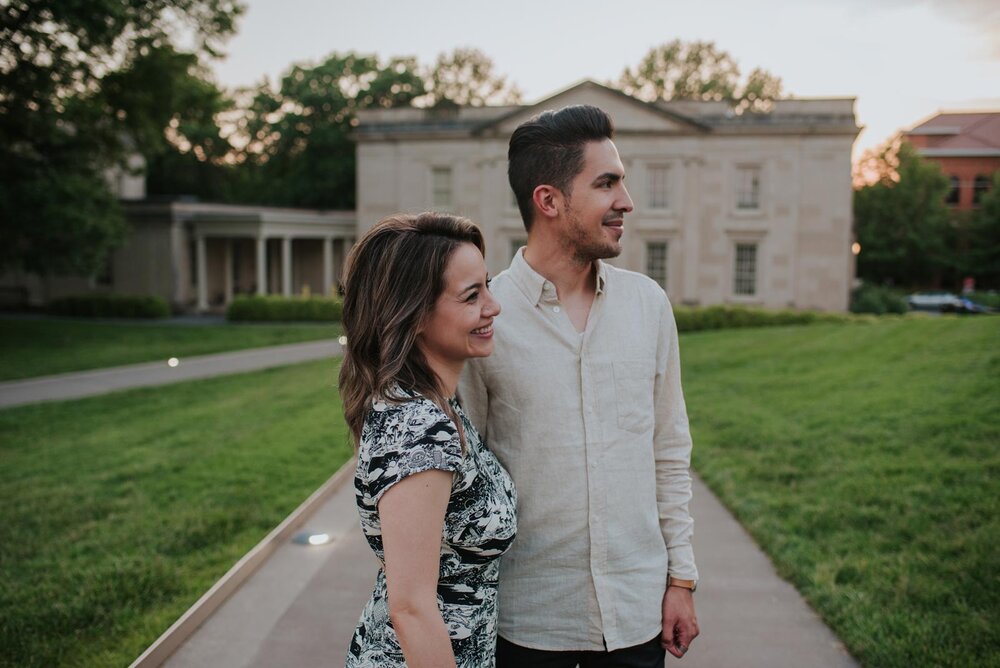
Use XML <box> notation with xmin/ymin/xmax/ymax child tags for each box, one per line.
<box><xmin>667</xmin><ymin>545</ymin><xmax>699</xmax><ymax>581</ymax></box>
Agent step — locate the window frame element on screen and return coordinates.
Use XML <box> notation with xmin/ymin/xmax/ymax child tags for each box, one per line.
<box><xmin>734</xmin><ymin>164</ymin><xmax>762</xmax><ymax>212</ymax></box>
<box><xmin>431</xmin><ymin>165</ymin><xmax>453</xmax><ymax>209</ymax></box>
<box><xmin>647</xmin><ymin>164</ymin><xmax>672</xmax><ymax>211</ymax></box>
<box><xmin>644</xmin><ymin>240</ymin><xmax>669</xmax><ymax>291</ymax></box>
<box><xmin>732</xmin><ymin>241</ymin><xmax>759</xmax><ymax>299</ymax></box>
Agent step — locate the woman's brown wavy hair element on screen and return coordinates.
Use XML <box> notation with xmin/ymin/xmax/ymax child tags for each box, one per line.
<box><xmin>338</xmin><ymin>212</ymin><xmax>485</xmax><ymax>449</ymax></box>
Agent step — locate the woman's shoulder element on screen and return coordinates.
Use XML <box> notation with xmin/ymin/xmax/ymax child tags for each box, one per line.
<box><xmin>360</xmin><ymin>390</ymin><xmax>459</xmax><ymax>457</ymax></box>
<box><xmin>357</xmin><ymin>391</ymin><xmax>465</xmax><ymax>503</ymax></box>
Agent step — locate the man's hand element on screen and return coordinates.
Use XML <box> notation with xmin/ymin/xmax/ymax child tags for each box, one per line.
<box><xmin>661</xmin><ymin>585</ymin><xmax>699</xmax><ymax>659</ymax></box>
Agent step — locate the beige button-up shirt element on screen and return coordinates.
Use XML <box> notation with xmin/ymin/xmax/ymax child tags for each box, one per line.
<box><xmin>459</xmin><ymin>250</ymin><xmax>698</xmax><ymax>652</ymax></box>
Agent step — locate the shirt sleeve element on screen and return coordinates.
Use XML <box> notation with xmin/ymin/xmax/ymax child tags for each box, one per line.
<box><xmin>458</xmin><ymin>360</ymin><xmax>490</xmax><ymax>440</ymax></box>
<box><xmin>653</xmin><ymin>295</ymin><xmax>699</xmax><ymax>581</ymax></box>
<box><xmin>363</xmin><ymin>401</ymin><xmax>464</xmax><ymax>505</ymax></box>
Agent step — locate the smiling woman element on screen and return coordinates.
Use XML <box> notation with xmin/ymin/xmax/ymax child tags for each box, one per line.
<box><xmin>337</xmin><ymin>213</ymin><xmax>516</xmax><ymax>668</ymax></box>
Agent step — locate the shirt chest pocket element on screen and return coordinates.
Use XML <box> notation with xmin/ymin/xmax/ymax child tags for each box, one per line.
<box><xmin>612</xmin><ymin>360</ymin><xmax>655</xmax><ymax>434</ymax></box>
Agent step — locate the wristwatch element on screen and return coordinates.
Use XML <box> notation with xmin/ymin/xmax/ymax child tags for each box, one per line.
<box><xmin>668</xmin><ymin>577</ymin><xmax>698</xmax><ymax>593</ymax></box>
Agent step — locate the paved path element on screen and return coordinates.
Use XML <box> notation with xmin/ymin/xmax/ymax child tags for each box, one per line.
<box><xmin>1</xmin><ymin>340</ymin><xmax>857</xmax><ymax>666</ymax></box>
<box><xmin>162</xmin><ymin>471</ymin><xmax>858</xmax><ymax>668</ymax></box>
<box><xmin>0</xmin><ymin>339</ymin><xmax>342</xmax><ymax>409</ymax></box>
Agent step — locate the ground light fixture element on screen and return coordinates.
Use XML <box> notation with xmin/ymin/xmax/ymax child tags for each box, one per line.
<box><xmin>167</xmin><ymin>357</ymin><xmax>180</xmax><ymax>367</ymax></box>
<box><xmin>293</xmin><ymin>531</ymin><xmax>331</xmax><ymax>546</ymax></box>
<box><xmin>338</xmin><ymin>336</ymin><xmax>347</xmax><ymax>345</ymax></box>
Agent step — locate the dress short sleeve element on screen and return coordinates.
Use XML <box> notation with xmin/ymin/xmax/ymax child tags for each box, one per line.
<box><xmin>360</xmin><ymin>398</ymin><xmax>464</xmax><ymax>505</ymax></box>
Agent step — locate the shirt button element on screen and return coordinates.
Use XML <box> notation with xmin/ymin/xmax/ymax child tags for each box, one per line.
<box><xmin>553</xmin><ymin>306</ymin><xmax>561</xmax><ymax>313</ymax></box>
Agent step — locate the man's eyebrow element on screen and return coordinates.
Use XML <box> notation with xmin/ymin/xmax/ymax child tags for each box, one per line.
<box><xmin>593</xmin><ymin>172</ymin><xmax>624</xmax><ymax>184</ymax></box>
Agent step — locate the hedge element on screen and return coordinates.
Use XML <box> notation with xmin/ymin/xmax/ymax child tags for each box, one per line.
<box><xmin>224</xmin><ymin>295</ymin><xmax>859</xmax><ymax>330</ymax></box>
<box><xmin>47</xmin><ymin>294</ymin><xmax>170</xmax><ymax>319</ymax></box>
<box><xmin>673</xmin><ymin>305</ymin><xmax>851</xmax><ymax>332</ymax></box>
<box><xmin>849</xmin><ymin>284</ymin><xmax>908</xmax><ymax>315</ymax></box>
<box><xmin>226</xmin><ymin>295</ymin><xmax>343</xmax><ymax>322</ymax></box>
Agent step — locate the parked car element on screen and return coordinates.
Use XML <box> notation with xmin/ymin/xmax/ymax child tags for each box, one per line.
<box><xmin>907</xmin><ymin>292</ymin><xmax>992</xmax><ymax>314</ymax></box>
<box><xmin>941</xmin><ymin>297</ymin><xmax>992</xmax><ymax>314</ymax></box>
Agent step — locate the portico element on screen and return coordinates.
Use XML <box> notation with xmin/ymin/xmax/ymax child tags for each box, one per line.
<box><xmin>121</xmin><ymin>201</ymin><xmax>356</xmax><ymax>312</ymax></box>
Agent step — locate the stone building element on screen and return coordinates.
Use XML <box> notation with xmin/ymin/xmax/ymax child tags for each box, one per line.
<box><xmin>355</xmin><ymin>80</ymin><xmax>859</xmax><ymax>311</ymax></box>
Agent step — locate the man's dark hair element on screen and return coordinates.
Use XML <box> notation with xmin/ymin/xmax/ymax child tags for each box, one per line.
<box><xmin>507</xmin><ymin>105</ymin><xmax>615</xmax><ymax>232</ymax></box>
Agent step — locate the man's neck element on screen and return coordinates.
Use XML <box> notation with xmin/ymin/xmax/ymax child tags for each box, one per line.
<box><xmin>522</xmin><ymin>242</ymin><xmax>597</xmax><ymax>301</ymax></box>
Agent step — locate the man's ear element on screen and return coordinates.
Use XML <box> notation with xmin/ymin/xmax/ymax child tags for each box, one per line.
<box><xmin>532</xmin><ymin>185</ymin><xmax>563</xmax><ymax>221</ymax></box>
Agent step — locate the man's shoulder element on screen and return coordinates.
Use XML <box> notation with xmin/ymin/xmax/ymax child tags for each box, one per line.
<box><xmin>605</xmin><ymin>264</ymin><xmax>670</xmax><ymax>305</ymax></box>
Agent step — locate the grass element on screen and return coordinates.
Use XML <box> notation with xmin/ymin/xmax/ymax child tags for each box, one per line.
<box><xmin>1</xmin><ymin>315</ymin><xmax>997</xmax><ymax>666</ymax></box>
<box><xmin>0</xmin><ymin>359</ymin><xmax>353</xmax><ymax>668</ymax></box>
<box><xmin>0</xmin><ymin>318</ymin><xmax>341</xmax><ymax>381</ymax></box>
<box><xmin>681</xmin><ymin>316</ymin><xmax>1000</xmax><ymax>667</ymax></box>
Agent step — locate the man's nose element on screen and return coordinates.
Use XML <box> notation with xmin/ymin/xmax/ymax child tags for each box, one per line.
<box><xmin>617</xmin><ymin>185</ymin><xmax>634</xmax><ymax>212</ymax></box>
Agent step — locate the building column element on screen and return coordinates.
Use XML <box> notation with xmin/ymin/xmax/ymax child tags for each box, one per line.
<box><xmin>196</xmin><ymin>234</ymin><xmax>208</xmax><ymax>311</ymax></box>
<box><xmin>322</xmin><ymin>237</ymin><xmax>334</xmax><ymax>297</ymax></box>
<box><xmin>282</xmin><ymin>236</ymin><xmax>292</xmax><ymax>297</ymax></box>
<box><xmin>223</xmin><ymin>239</ymin><xmax>233</xmax><ymax>305</ymax></box>
<box><xmin>256</xmin><ymin>236</ymin><xmax>266</xmax><ymax>295</ymax></box>
<box><xmin>682</xmin><ymin>156</ymin><xmax>703</xmax><ymax>306</ymax></box>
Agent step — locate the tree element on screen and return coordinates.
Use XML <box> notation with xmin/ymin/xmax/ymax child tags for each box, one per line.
<box><xmin>963</xmin><ymin>172</ymin><xmax>1000</xmax><ymax>288</ymax></box>
<box><xmin>853</xmin><ymin>142</ymin><xmax>954</xmax><ymax>287</ymax></box>
<box><xmin>421</xmin><ymin>47</ymin><xmax>522</xmax><ymax>108</ymax></box>
<box><xmin>232</xmin><ymin>53</ymin><xmax>425</xmax><ymax>209</ymax></box>
<box><xmin>616</xmin><ymin>40</ymin><xmax>783</xmax><ymax>112</ymax></box>
<box><xmin>0</xmin><ymin>0</ymin><xmax>244</xmax><ymax>278</ymax></box>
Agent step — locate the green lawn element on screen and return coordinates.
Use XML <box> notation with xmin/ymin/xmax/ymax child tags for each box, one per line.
<box><xmin>681</xmin><ymin>316</ymin><xmax>1000</xmax><ymax>667</ymax></box>
<box><xmin>0</xmin><ymin>316</ymin><xmax>996</xmax><ymax>667</ymax></box>
<box><xmin>0</xmin><ymin>318</ymin><xmax>341</xmax><ymax>381</ymax></box>
<box><xmin>0</xmin><ymin>359</ymin><xmax>353</xmax><ymax>668</ymax></box>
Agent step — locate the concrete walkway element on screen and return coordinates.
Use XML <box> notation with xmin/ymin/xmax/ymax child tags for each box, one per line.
<box><xmin>0</xmin><ymin>339</ymin><xmax>342</xmax><ymax>409</ymax></box>
<box><xmin>160</xmin><ymin>469</ymin><xmax>857</xmax><ymax>668</ymax></box>
<box><xmin>2</xmin><ymin>341</ymin><xmax>857</xmax><ymax>667</ymax></box>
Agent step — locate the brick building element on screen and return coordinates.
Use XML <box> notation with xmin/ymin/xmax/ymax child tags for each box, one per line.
<box><xmin>904</xmin><ymin>112</ymin><xmax>1000</xmax><ymax>210</ymax></box>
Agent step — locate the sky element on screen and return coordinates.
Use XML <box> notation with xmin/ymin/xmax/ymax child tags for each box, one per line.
<box><xmin>208</xmin><ymin>0</ymin><xmax>1000</xmax><ymax>161</ymax></box>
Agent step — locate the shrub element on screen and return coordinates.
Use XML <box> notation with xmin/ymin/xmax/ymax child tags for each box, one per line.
<box><xmin>850</xmin><ymin>284</ymin><xmax>907</xmax><ymax>315</ymax></box>
<box><xmin>966</xmin><ymin>291</ymin><xmax>1000</xmax><ymax>310</ymax></box>
<box><xmin>47</xmin><ymin>294</ymin><xmax>170</xmax><ymax>319</ymax></box>
<box><xmin>672</xmin><ymin>305</ymin><xmax>849</xmax><ymax>333</ymax></box>
<box><xmin>226</xmin><ymin>295</ymin><xmax>343</xmax><ymax>322</ymax></box>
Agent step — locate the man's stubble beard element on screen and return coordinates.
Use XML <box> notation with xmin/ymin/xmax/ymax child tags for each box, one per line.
<box><xmin>562</xmin><ymin>205</ymin><xmax>623</xmax><ymax>265</ymax></box>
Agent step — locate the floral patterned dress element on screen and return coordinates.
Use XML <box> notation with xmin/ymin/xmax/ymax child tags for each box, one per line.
<box><xmin>346</xmin><ymin>391</ymin><xmax>517</xmax><ymax>668</ymax></box>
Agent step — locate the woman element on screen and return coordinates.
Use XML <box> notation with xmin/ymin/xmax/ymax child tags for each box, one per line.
<box><xmin>340</xmin><ymin>213</ymin><xmax>516</xmax><ymax>668</ymax></box>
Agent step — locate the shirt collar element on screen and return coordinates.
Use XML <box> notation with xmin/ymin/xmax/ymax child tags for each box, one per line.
<box><xmin>509</xmin><ymin>248</ymin><xmax>607</xmax><ymax>306</ymax></box>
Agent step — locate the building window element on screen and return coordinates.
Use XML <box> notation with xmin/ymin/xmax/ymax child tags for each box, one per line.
<box><xmin>735</xmin><ymin>165</ymin><xmax>761</xmax><ymax>210</ymax></box>
<box><xmin>432</xmin><ymin>166</ymin><xmax>452</xmax><ymax>208</ymax></box>
<box><xmin>733</xmin><ymin>243</ymin><xmax>758</xmax><ymax>296</ymax></box>
<box><xmin>973</xmin><ymin>174</ymin><xmax>992</xmax><ymax>206</ymax></box>
<box><xmin>648</xmin><ymin>166</ymin><xmax>671</xmax><ymax>210</ymax></box>
<box><xmin>646</xmin><ymin>242</ymin><xmax>668</xmax><ymax>290</ymax></box>
<box><xmin>509</xmin><ymin>238</ymin><xmax>526</xmax><ymax>261</ymax></box>
<box><xmin>946</xmin><ymin>175</ymin><xmax>960</xmax><ymax>206</ymax></box>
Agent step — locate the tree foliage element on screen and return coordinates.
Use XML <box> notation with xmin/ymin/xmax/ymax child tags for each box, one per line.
<box><xmin>225</xmin><ymin>53</ymin><xmax>426</xmax><ymax>209</ymax></box>
<box><xmin>964</xmin><ymin>172</ymin><xmax>1000</xmax><ymax>287</ymax></box>
<box><xmin>616</xmin><ymin>40</ymin><xmax>783</xmax><ymax>112</ymax></box>
<box><xmin>0</xmin><ymin>0</ymin><xmax>243</xmax><ymax>276</ymax></box>
<box><xmin>421</xmin><ymin>47</ymin><xmax>521</xmax><ymax>107</ymax></box>
<box><xmin>853</xmin><ymin>142</ymin><xmax>954</xmax><ymax>287</ymax></box>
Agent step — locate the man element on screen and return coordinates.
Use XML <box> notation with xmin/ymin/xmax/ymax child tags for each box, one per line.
<box><xmin>460</xmin><ymin>104</ymin><xmax>699</xmax><ymax>667</ymax></box>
